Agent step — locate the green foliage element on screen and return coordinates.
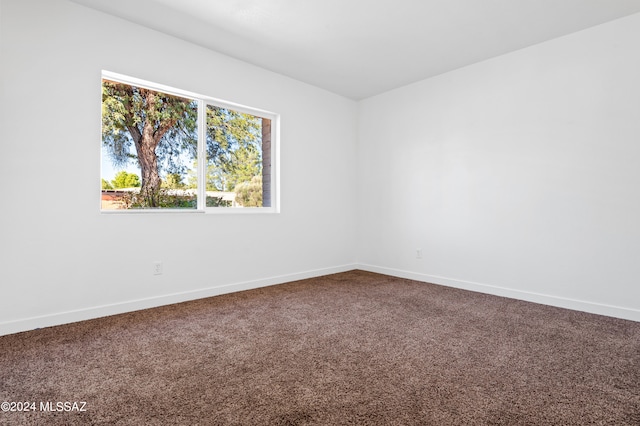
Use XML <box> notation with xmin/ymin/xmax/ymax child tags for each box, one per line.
<box><xmin>117</xmin><ymin>190</ymin><xmax>194</xmax><ymax>209</ymax></box>
<box><xmin>102</xmin><ymin>79</ymin><xmax>197</xmax><ymax>207</ymax></box>
<box><xmin>206</xmin><ymin>196</ymin><xmax>231</xmax><ymax>207</ymax></box>
<box><xmin>111</xmin><ymin>171</ymin><xmax>141</xmax><ymax>188</ymax></box>
<box><xmin>162</xmin><ymin>173</ymin><xmax>185</xmax><ymax>189</ymax></box>
<box><xmin>115</xmin><ymin>189</ymin><xmax>231</xmax><ymax>209</ymax></box>
<box><xmin>101</xmin><ymin>78</ymin><xmax>264</xmax><ymax>208</ymax></box>
<box><xmin>234</xmin><ymin>175</ymin><xmax>263</xmax><ymax>207</ymax></box>
<box><xmin>101</xmin><ymin>179</ymin><xmax>113</xmax><ymax>190</ymax></box>
<box><xmin>101</xmin><ymin>80</ymin><xmax>198</xmax><ymax>175</ymax></box>
<box><xmin>206</xmin><ymin>106</ymin><xmax>262</xmax><ymax>192</ymax></box>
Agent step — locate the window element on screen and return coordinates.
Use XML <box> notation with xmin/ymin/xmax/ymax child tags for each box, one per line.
<box><xmin>100</xmin><ymin>71</ymin><xmax>278</xmax><ymax>213</ymax></box>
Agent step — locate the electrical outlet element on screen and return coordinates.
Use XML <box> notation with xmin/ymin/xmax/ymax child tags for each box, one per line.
<box><xmin>416</xmin><ymin>249</ymin><xmax>423</xmax><ymax>259</ymax></box>
<box><xmin>153</xmin><ymin>261</ymin><xmax>163</xmax><ymax>275</ymax></box>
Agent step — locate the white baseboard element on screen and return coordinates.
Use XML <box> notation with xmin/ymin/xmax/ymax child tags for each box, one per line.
<box><xmin>0</xmin><ymin>264</ymin><xmax>358</xmax><ymax>337</ymax></box>
<box><xmin>3</xmin><ymin>263</ymin><xmax>637</xmax><ymax>336</ymax></box>
<box><xmin>357</xmin><ymin>263</ymin><xmax>640</xmax><ymax>323</ymax></box>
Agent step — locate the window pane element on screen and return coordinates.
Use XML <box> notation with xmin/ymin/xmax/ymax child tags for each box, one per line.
<box><xmin>205</xmin><ymin>105</ymin><xmax>270</xmax><ymax>208</ymax></box>
<box><xmin>101</xmin><ymin>79</ymin><xmax>198</xmax><ymax>210</ymax></box>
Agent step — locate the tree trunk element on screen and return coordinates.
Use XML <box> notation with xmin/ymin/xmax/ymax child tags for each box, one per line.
<box><xmin>133</xmin><ymin>90</ymin><xmax>179</xmax><ymax>207</ymax></box>
<box><xmin>137</xmin><ymin>129</ymin><xmax>162</xmax><ymax>207</ymax></box>
<box><xmin>261</xmin><ymin>118</ymin><xmax>271</xmax><ymax>208</ymax></box>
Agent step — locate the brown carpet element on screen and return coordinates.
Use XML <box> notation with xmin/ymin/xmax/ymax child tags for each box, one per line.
<box><xmin>1</xmin><ymin>270</ymin><xmax>639</xmax><ymax>425</ymax></box>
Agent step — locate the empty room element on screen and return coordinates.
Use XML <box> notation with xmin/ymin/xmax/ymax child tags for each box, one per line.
<box><xmin>1</xmin><ymin>0</ymin><xmax>639</xmax><ymax>424</ymax></box>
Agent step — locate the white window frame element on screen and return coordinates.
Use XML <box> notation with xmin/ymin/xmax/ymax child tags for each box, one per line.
<box><xmin>101</xmin><ymin>71</ymin><xmax>279</xmax><ymax>214</ymax></box>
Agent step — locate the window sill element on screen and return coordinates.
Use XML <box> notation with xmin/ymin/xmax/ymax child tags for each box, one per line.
<box><xmin>100</xmin><ymin>208</ymin><xmax>279</xmax><ymax>215</ymax></box>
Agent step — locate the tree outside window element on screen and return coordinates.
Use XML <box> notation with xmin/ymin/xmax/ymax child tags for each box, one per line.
<box><xmin>100</xmin><ymin>74</ymin><xmax>274</xmax><ymax>211</ymax></box>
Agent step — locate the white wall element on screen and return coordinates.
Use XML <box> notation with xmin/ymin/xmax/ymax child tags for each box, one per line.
<box><xmin>2</xmin><ymin>1</ymin><xmax>639</xmax><ymax>336</ymax></box>
<box><xmin>0</xmin><ymin>0</ymin><xmax>358</xmax><ymax>335</ymax></box>
<box><xmin>357</xmin><ymin>13</ymin><xmax>640</xmax><ymax>321</ymax></box>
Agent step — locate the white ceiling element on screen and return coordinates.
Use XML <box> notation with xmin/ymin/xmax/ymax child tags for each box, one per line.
<box><xmin>71</xmin><ymin>0</ymin><xmax>640</xmax><ymax>99</ymax></box>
